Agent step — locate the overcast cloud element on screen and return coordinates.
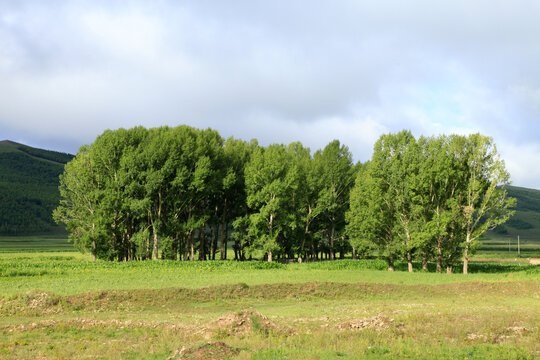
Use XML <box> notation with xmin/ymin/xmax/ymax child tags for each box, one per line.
<box><xmin>1</xmin><ymin>1</ymin><xmax>540</xmax><ymax>188</ymax></box>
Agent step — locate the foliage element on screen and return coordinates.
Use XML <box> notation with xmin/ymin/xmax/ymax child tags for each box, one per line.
<box><xmin>46</xmin><ymin>126</ymin><xmax>516</xmax><ymax>273</ymax></box>
<box><xmin>54</xmin><ymin>126</ymin><xmax>363</xmax><ymax>263</ymax></box>
<box><xmin>346</xmin><ymin>132</ymin><xmax>515</xmax><ymax>273</ymax></box>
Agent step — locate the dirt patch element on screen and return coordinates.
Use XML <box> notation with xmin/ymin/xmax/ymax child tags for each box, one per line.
<box><xmin>1</xmin><ymin>318</ymin><xmax>190</xmax><ymax>333</ymax></box>
<box><xmin>467</xmin><ymin>327</ymin><xmax>531</xmax><ymax>344</ymax></box>
<box><xmin>507</xmin><ymin>326</ymin><xmax>529</xmax><ymax>334</ymax></box>
<box><xmin>467</xmin><ymin>333</ymin><xmax>487</xmax><ymax>341</ymax></box>
<box><xmin>167</xmin><ymin>342</ymin><xmax>239</xmax><ymax>360</ymax></box>
<box><xmin>4</xmin><ymin>291</ymin><xmax>65</xmax><ymax>315</ymax></box>
<box><xmin>204</xmin><ymin>310</ymin><xmax>293</xmax><ymax>338</ymax></box>
<box><xmin>335</xmin><ymin>316</ymin><xmax>396</xmax><ymax>331</ymax></box>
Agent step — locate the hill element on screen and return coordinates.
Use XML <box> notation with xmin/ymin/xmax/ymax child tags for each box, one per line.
<box><xmin>488</xmin><ymin>185</ymin><xmax>540</xmax><ymax>240</ymax></box>
<box><xmin>0</xmin><ymin>140</ymin><xmax>74</xmax><ymax>235</ymax></box>
<box><xmin>481</xmin><ymin>185</ymin><xmax>540</xmax><ymax>257</ymax></box>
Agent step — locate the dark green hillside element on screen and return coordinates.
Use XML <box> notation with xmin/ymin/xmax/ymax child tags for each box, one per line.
<box><xmin>484</xmin><ymin>186</ymin><xmax>540</xmax><ymax>255</ymax></box>
<box><xmin>0</xmin><ymin>140</ymin><xmax>74</xmax><ymax>235</ymax></box>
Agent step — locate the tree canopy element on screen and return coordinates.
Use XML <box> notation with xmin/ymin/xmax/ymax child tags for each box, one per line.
<box><xmin>54</xmin><ymin>126</ymin><xmax>514</xmax><ymax>273</ymax></box>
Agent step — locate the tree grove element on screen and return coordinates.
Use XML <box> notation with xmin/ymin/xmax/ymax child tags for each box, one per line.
<box><xmin>55</xmin><ymin>126</ymin><xmax>514</xmax><ymax>273</ymax></box>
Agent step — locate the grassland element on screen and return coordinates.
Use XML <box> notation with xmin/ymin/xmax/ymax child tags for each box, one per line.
<box><xmin>0</xmin><ymin>250</ymin><xmax>539</xmax><ymax>360</ymax></box>
<box><xmin>0</xmin><ymin>235</ymin><xmax>74</xmax><ymax>253</ymax></box>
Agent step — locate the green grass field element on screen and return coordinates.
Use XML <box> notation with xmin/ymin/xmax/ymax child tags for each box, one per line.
<box><xmin>0</xmin><ymin>235</ymin><xmax>75</xmax><ymax>253</ymax></box>
<box><xmin>478</xmin><ymin>235</ymin><xmax>540</xmax><ymax>259</ymax></box>
<box><xmin>0</xmin><ymin>235</ymin><xmax>539</xmax><ymax>359</ymax></box>
<box><xmin>0</xmin><ymin>246</ymin><xmax>539</xmax><ymax>359</ymax></box>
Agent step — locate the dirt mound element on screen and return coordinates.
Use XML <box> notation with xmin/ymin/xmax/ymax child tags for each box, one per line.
<box><xmin>336</xmin><ymin>316</ymin><xmax>396</xmax><ymax>331</ymax></box>
<box><xmin>205</xmin><ymin>310</ymin><xmax>292</xmax><ymax>337</ymax></box>
<box><xmin>1</xmin><ymin>291</ymin><xmax>66</xmax><ymax>315</ymax></box>
<box><xmin>467</xmin><ymin>327</ymin><xmax>531</xmax><ymax>344</ymax></box>
<box><xmin>167</xmin><ymin>342</ymin><xmax>239</xmax><ymax>360</ymax></box>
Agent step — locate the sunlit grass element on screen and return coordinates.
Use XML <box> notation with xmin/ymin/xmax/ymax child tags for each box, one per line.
<box><xmin>0</xmin><ymin>252</ymin><xmax>538</xmax><ymax>359</ymax></box>
<box><xmin>0</xmin><ymin>254</ymin><xmax>538</xmax><ymax>296</ymax></box>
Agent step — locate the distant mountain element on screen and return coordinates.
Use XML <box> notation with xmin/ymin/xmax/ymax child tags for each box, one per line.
<box><xmin>489</xmin><ymin>185</ymin><xmax>540</xmax><ymax>242</ymax></box>
<box><xmin>0</xmin><ymin>140</ymin><xmax>74</xmax><ymax>235</ymax></box>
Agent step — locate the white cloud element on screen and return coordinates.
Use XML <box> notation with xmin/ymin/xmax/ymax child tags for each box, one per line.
<box><xmin>1</xmin><ymin>1</ymin><xmax>540</xmax><ymax>188</ymax></box>
<box><xmin>499</xmin><ymin>142</ymin><xmax>540</xmax><ymax>190</ymax></box>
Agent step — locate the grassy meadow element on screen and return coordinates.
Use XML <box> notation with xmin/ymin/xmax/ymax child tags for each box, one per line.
<box><xmin>0</xmin><ymin>237</ymin><xmax>539</xmax><ymax>359</ymax></box>
<box><xmin>0</xmin><ymin>234</ymin><xmax>74</xmax><ymax>253</ymax></box>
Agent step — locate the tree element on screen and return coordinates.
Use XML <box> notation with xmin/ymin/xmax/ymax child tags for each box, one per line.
<box><xmin>382</xmin><ymin>131</ymin><xmax>421</xmax><ymax>272</ymax></box>
<box><xmin>313</xmin><ymin>140</ymin><xmax>355</xmax><ymax>260</ymax></box>
<box><xmin>357</xmin><ymin>132</ymin><xmax>418</xmax><ymax>271</ymax></box>
<box><xmin>415</xmin><ymin>135</ymin><xmax>466</xmax><ymax>273</ymax></box>
<box><xmin>221</xmin><ymin>138</ymin><xmax>255</xmax><ymax>259</ymax></box>
<box><xmin>346</xmin><ymin>162</ymin><xmax>378</xmax><ymax>259</ymax></box>
<box><xmin>244</xmin><ymin>144</ymin><xmax>300</xmax><ymax>262</ymax></box>
<box><xmin>54</xmin><ymin>145</ymin><xmax>101</xmax><ymax>260</ymax></box>
<box><xmin>458</xmin><ymin>134</ymin><xmax>515</xmax><ymax>274</ymax></box>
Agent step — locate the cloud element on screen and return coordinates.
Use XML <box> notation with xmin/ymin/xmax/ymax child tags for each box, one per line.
<box><xmin>1</xmin><ymin>1</ymin><xmax>540</xmax><ymax>188</ymax></box>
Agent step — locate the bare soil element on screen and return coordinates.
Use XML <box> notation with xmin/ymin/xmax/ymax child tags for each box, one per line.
<box><xmin>204</xmin><ymin>309</ymin><xmax>294</xmax><ymax>337</ymax></box>
<box><xmin>167</xmin><ymin>342</ymin><xmax>239</xmax><ymax>360</ymax></box>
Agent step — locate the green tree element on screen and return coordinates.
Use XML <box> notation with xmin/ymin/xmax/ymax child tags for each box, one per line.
<box><xmin>53</xmin><ymin>145</ymin><xmax>102</xmax><ymax>260</ymax></box>
<box><xmin>458</xmin><ymin>134</ymin><xmax>516</xmax><ymax>274</ymax></box>
<box><xmin>313</xmin><ymin>140</ymin><xmax>355</xmax><ymax>260</ymax></box>
<box><xmin>244</xmin><ymin>144</ymin><xmax>300</xmax><ymax>262</ymax></box>
<box><xmin>346</xmin><ymin>162</ymin><xmax>378</xmax><ymax>259</ymax></box>
<box><xmin>415</xmin><ymin>135</ymin><xmax>466</xmax><ymax>273</ymax></box>
<box><xmin>219</xmin><ymin>138</ymin><xmax>255</xmax><ymax>259</ymax></box>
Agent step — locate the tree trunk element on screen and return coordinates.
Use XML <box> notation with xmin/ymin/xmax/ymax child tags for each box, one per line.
<box><xmin>422</xmin><ymin>257</ymin><xmax>428</xmax><ymax>271</ymax></box>
<box><xmin>199</xmin><ymin>222</ymin><xmax>206</xmax><ymax>260</ymax></box>
<box><xmin>190</xmin><ymin>231</ymin><xmax>195</xmax><ymax>261</ymax></box>
<box><xmin>152</xmin><ymin>191</ymin><xmax>163</xmax><ymax>261</ymax></box>
<box><xmin>436</xmin><ymin>238</ymin><xmax>443</xmax><ymax>273</ymax></box>
<box><xmin>268</xmin><ymin>212</ymin><xmax>274</xmax><ymax>262</ymax></box>
<box><xmin>329</xmin><ymin>223</ymin><xmax>335</xmax><ymax>260</ymax></box>
<box><xmin>220</xmin><ymin>202</ymin><xmax>227</xmax><ymax>260</ymax></box>
<box><xmin>447</xmin><ymin>265</ymin><xmax>453</xmax><ymax>274</ymax></box>
<box><xmin>300</xmin><ymin>206</ymin><xmax>311</xmax><ymax>258</ymax></box>
<box><xmin>463</xmin><ymin>246</ymin><xmax>469</xmax><ymax>274</ymax></box>
<box><xmin>463</xmin><ymin>232</ymin><xmax>471</xmax><ymax>274</ymax></box>
<box><xmin>352</xmin><ymin>247</ymin><xmax>357</xmax><ymax>260</ymax></box>
<box><xmin>212</xmin><ymin>223</ymin><xmax>218</xmax><ymax>260</ymax></box>
<box><xmin>146</xmin><ymin>233</ymin><xmax>151</xmax><ymax>260</ymax></box>
<box><xmin>405</xmin><ymin>227</ymin><xmax>413</xmax><ymax>272</ymax></box>
<box><xmin>152</xmin><ymin>232</ymin><xmax>159</xmax><ymax>260</ymax></box>
<box><xmin>388</xmin><ymin>255</ymin><xmax>395</xmax><ymax>271</ymax></box>
<box><xmin>407</xmin><ymin>250</ymin><xmax>413</xmax><ymax>272</ymax></box>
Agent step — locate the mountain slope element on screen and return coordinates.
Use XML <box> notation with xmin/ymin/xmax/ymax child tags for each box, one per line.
<box><xmin>0</xmin><ymin>140</ymin><xmax>74</xmax><ymax>235</ymax></box>
<box><xmin>488</xmin><ymin>185</ymin><xmax>540</xmax><ymax>242</ymax></box>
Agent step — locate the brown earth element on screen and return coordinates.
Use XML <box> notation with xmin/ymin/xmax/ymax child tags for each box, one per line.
<box><xmin>203</xmin><ymin>309</ymin><xmax>294</xmax><ymax>338</ymax></box>
<box><xmin>335</xmin><ymin>315</ymin><xmax>396</xmax><ymax>331</ymax></box>
<box><xmin>167</xmin><ymin>342</ymin><xmax>239</xmax><ymax>360</ymax></box>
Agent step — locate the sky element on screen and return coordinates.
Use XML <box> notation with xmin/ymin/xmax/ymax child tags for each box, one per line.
<box><xmin>1</xmin><ymin>1</ymin><xmax>540</xmax><ymax>189</ymax></box>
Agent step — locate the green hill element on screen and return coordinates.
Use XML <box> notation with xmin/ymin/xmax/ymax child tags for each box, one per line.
<box><xmin>0</xmin><ymin>140</ymin><xmax>74</xmax><ymax>235</ymax></box>
<box><xmin>481</xmin><ymin>185</ymin><xmax>540</xmax><ymax>258</ymax></box>
<box><xmin>489</xmin><ymin>185</ymin><xmax>540</xmax><ymax>239</ymax></box>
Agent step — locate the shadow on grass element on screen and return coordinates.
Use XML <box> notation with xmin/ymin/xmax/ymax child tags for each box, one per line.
<box><xmin>392</xmin><ymin>260</ymin><xmax>538</xmax><ymax>274</ymax></box>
